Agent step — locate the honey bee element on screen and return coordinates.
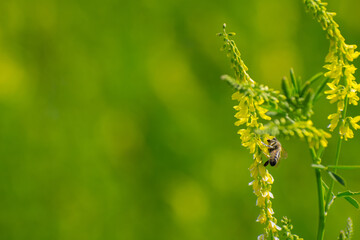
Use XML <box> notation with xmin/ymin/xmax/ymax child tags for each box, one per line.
<box><xmin>262</xmin><ymin>137</ymin><xmax>287</xmax><ymax>167</ymax></box>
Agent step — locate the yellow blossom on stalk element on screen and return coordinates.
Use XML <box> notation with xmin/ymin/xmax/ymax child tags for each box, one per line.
<box><xmin>304</xmin><ymin>0</ymin><xmax>360</xmax><ymax>139</ymax></box>
<box><xmin>231</xmin><ymin>69</ymin><xmax>281</xmax><ymax>239</ymax></box>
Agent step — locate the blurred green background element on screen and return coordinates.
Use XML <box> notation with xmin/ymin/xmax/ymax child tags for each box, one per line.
<box><xmin>0</xmin><ymin>0</ymin><xmax>360</xmax><ymax>239</ymax></box>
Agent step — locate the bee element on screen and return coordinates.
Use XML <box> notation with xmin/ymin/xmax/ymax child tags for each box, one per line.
<box><xmin>262</xmin><ymin>137</ymin><xmax>287</xmax><ymax>167</ymax></box>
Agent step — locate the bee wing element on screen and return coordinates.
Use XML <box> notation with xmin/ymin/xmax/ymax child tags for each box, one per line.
<box><xmin>281</xmin><ymin>148</ymin><xmax>288</xmax><ymax>159</ymax></box>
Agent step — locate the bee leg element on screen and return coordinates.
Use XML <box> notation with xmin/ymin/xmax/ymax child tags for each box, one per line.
<box><xmin>264</xmin><ymin>160</ymin><xmax>269</xmax><ymax>167</ymax></box>
<box><xmin>261</xmin><ymin>141</ymin><xmax>274</xmax><ymax>149</ymax></box>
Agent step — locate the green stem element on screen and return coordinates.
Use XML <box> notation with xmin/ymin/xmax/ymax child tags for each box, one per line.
<box><xmin>325</xmin><ymin>97</ymin><xmax>348</xmax><ymax>213</ymax></box>
<box><xmin>310</xmin><ymin>147</ymin><xmax>325</xmax><ymax>240</ymax></box>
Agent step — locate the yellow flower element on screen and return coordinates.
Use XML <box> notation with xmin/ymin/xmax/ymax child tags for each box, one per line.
<box><xmin>256</xmin><ymin>195</ymin><xmax>266</xmax><ymax>207</ymax></box>
<box><xmin>249</xmin><ymin>179</ymin><xmax>261</xmax><ymax>195</ymax></box>
<box><xmin>248</xmin><ymin>115</ymin><xmax>259</xmax><ymax>127</ymax></box>
<box><xmin>261</xmin><ymin>190</ymin><xmax>274</xmax><ymax>199</ymax></box>
<box><xmin>268</xmin><ymin>221</ymin><xmax>282</xmax><ymax>232</ymax></box>
<box><xmin>235</xmin><ymin>118</ymin><xmax>247</xmax><ymax>126</ymax></box>
<box><xmin>258</xmin><ymin>164</ymin><xmax>267</xmax><ymax>178</ymax></box>
<box><xmin>257</xmin><ymin>234</ymin><xmax>265</xmax><ymax>240</ymax></box>
<box><xmin>256</xmin><ymin>210</ymin><xmax>267</xmax><ymax>224</ymax></box>
<box><xmin>344</xmin><ymin>64</ymin><xmax>356</xmax><ymax>82</ymax></box>
<box><xmin>328</xmin><ymin>113</ymin><xmax>340</xmax><ymax>131</ymax></box>
<box><xmin>339</xmin><ymin>123</ymin><xmax>354</xmax><ymax>141</ymax></box>
<box><xmin>242</xmin><ymin>138</ymin><xmax>257</xmax><ymax>153</ymax></box>
<box><xmin>266</xmin><ymin>207</ymin><xmax>274</xmax><ymax>216</ymax></box>
<box><xmin>256</xmin><ymin>105</ymin><xmax>271</xmax><ymax>120</ymax></box>
<box><xmin>231</xmin><ymin>91</ymin><xmax>242</xmax><ymax>101</ymax></box>
<box><xmin>324</xmin><ymin>62</ymin><xmax>342</xmax><ymax>82</ymax></box>
<box><xmin>344</xmin><ymin>44</ymin><xmax>360</xmax><ymax>61</ymax></box>
<box><xmin>262</xmin><ymin>171</ymin><xmax>274</xmax><ymax>184</ymax></box>
<box><xmin>348</xmin><ymin>90</ymin><xmax>359</xmax><ymax>105</ymax></box>
<box><xmin>249</xmin><ymin>161</ymin><xmax>259</xmax><ymax>178</ymax></box>
<box><xmin>349</xmin><ymin>116</ymin><xmax>360</xmax><ymax>130</ymax></box>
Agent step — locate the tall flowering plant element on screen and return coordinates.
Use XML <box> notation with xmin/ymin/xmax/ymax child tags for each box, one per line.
<box><xmin>217</xmin><ymin>1</ymin><xmax>360</xmax><ymax>239</ymax></box>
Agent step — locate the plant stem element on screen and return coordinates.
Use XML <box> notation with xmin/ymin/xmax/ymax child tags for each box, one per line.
<box><xmin>325</xmin><ymin>97</ymin><xmax>348</xmax><ymax>213</ymax></box>
<box><xmin>310</xmin><ymin>147</ymin><xmax>325</xmax><ymax>240</ymax></box>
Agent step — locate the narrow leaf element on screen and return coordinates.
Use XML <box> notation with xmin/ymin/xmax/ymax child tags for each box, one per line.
<box><xmin>281</xmin><ymin>76</ymin><xmax>292</xmax><ymax>99</ymax></box>
<box><xmin>337</xmin><ymin>191</ymin><xmax>360</xmax><ymax>198</ymax></box>
<box><xmin>290</xmin><ymin>68</ymin><xmax>299</xmax><ymax>94</ymax></box>
<box><xmin>307</xmin><ymin>72</ymin><xmax>324</xmax><ymax>85</ymax></box>
<box><xmin>327</xmin><ymin>171</ymin><xmax>346</xmax><ymax>186</ymax></box>
<box><xmin>327</xmin><ymin>165</ymin><xmax>360</xmax><ymax>170</ymax></box>
<box><xmin>303</xmin><ymin>89</ymin><xmax>314</xmax><ymax>105</ymax></box>
<box><xmin>344</xmin><ymin>196</ymin><xmax>360</xmax><ymax>209</ymax></box>
<box><xmin>314</xmin><ymin>77</ymin><xmax>329</xmax><ymax>102</ymax></box>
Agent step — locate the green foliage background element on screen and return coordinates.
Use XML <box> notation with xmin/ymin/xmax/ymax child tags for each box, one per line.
<box><xmin>0</xmin><ymin>0</ymin><xmax>359</xmax><ymax>239</ymax></box>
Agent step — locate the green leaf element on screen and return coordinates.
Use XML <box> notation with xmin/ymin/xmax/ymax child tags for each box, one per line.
<box><xmin>281</xmin><ymin>76</ymin><xmax>292</xmax><ymax>99</ymax></box>
<box><xmin>303</xmin><ymin>89</ymin><xmax>314</xmax><ymax>105</ymax></box>
<box><xmin>311</xmin><ymin>164</ymin><xmax>327</xmax><ymax>169</ymax></box>
<box><xmin>305</xmin><ymin>72</ymin><xmax>323</xmax><ymax>85</ymax></box>
<box><xmin>300</xmin><ymin>72</ymin><xmax>323</xmax><ymax>96</ymax></box>
<box><xmin>322</xmin><ymin>179</ymin><xmax>330</xmax><ymax>192</ymax></box>
<box><xmin>327</xmin><ymin>165</ymin><xmax>360</xmax><ymax>170</ymax></box>
<box><xmin>344</xmin><ymin>196</ymin><xmax>359</xmax><ymax>209</ymax></box>
<box><xmin>322</xmin><ymin>179</ymin><xmax>336</xmax><ymax>210</ymax></box>
<box><xmin>290</xmin><ymin>68</ymin><xmax>299</xmax><ymax>95</ymax></box>
<box><xmin>327</xmin><ymin>171</ymin><xmax>346</xmax><ymax>186</ymax></box>
<box><xmin>337</xmin><ymin>191</ymin><xmax>360</xmax><ymax>198</ymax></box>
<box><xmin>314</xmin><ymin>76</ymin><xmax>329</xmax><ymax>102</ymax></box>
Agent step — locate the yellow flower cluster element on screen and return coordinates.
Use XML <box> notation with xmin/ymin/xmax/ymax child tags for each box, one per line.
<box><xmin>232</xmin><ymin>90</ymin><xmax>282</xmax><ymax>238</ymax></box>
<box><xmin>304</xmin><ymin>0</ymin><xmax>360</xmax><ymax>140</ymax></box>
